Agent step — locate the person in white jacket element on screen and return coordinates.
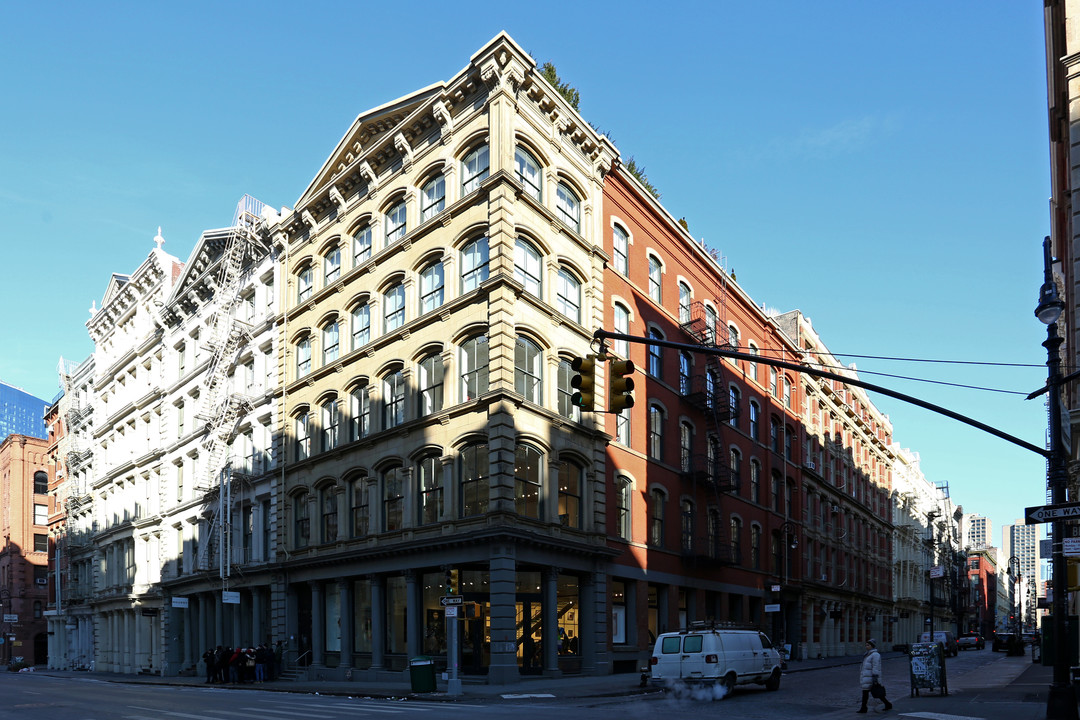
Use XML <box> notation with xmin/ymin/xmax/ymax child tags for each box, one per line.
<box><xmin>857</xmin><ymin>639</ymin><xmax>892</xmax><ymax>713</ymax></box>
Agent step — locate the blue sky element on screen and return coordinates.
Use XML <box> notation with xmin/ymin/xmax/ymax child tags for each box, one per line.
<box><xmin>0</xmin><ymin>2</ymin><xmax>1053</xmax><ymax>551</ymax></box>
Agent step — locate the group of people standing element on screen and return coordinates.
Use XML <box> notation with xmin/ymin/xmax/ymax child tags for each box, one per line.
<box><xmin>202</xmin><ymin>642</ymin><xmax>283</xmax><ymax>684</ymax></box>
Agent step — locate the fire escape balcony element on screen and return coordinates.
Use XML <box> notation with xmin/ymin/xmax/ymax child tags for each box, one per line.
<box><xmin>682</xmin><ymin>536</ymin><xmax>740</xmax><ymax>568</ymax></box>
<box><xmin>681</xmin><ymin>454</ymin><xmax>739</xmax><ymax>493</ymax></box>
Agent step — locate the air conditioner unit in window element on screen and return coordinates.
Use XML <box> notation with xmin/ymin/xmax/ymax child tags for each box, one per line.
<box><xmin>807</xmin><ymin>461</ymin><xmax>817</xmax><ymax>470</ymax></box>
<box><xmin>820</xmin><ymin>574</ymin><xmax>828</xmax><ymax>582</ymax></box>
<box><xmin>35</xmin><ymin>578</ymin><xmax>48</xmax><ymax>585</ymax></box>
<box><xmin>831</xmin><ymin>504</ymin><xmax>841</xmax><ymax>513</ymax></box>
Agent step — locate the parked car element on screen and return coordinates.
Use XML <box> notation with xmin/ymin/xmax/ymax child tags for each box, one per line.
<box><xmin>991</xmin><ymin>632</ymin><xmax>1006</xmax><ymax>652</ymax></box>
<box><xmin>920</xmin><ymin>630</ymin><xmax>959</xmax><ymax>657</ymax></box>
<box><xmin>649</xmin><ymin>626</ymin><xmax>783</xmax><ymax>694</ymax></box>
<box><xmin>958</xmin><ymin>633</ymin><xmax>984</xmax><ymax>650</ymax></box>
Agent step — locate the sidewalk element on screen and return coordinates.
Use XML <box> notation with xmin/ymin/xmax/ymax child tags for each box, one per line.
<box><xmin>24</xmin><ymin>651</ymin><xmax>902</xmax><ymax>701</ymax></box>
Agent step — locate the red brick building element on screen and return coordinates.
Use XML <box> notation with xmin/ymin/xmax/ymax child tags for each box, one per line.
<box><xmin>602</xmin><ymin>166</ymin><xmax>807</xmax><ymax>668</ymax></box>
<box><xmin>0</xmin><ymin>433</ymin><xmax>51</xmax><ymax>665</ymax></box>
<box><xmin>965</xmin><ymin>548</ymin><xmax>998</xmax><ymax>637</ymax></box>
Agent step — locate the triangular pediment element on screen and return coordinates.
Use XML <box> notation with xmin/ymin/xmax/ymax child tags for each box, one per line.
<box><xmin>168</xmin><ymin>228</ymin><xmax>232</xmax><ymax>304</ymax></box>
<box><xmin>101</xmin><ymin>273</ymin><xmax>131</xmax><ymax>307</ymax></box>
<box><xmin>296</xmin><ymin>84</ymin><xmax>444</xmax><ymax>208</ymax></box>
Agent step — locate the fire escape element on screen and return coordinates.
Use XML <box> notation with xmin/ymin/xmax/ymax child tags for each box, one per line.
<box><xmin>679</xmin><ymin>297</ymin><xmax>739</xmax><ymax>567</ymax></box>
<box><xmin>192</xmin><ymin>195</ymin><xmax>268</xmax><ymax>584</ymax></box>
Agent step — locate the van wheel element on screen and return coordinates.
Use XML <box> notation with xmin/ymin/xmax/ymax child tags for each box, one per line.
<box><xmin>766</xmin><ymin>669</ymin><xmax>781</xmax><ymax>691</ymax></box>
<box><xmin>722</xmin><ymin>673</ymin><xmax>737</xmax><ymax>697</ymax></box>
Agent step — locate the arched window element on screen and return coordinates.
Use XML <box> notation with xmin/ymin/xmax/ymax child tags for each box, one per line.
<box><xmin>351</xmin><ymin>477</ymin><xmax>368</xmax><ymax>537</ymax></box>
<box><xmin>293</xmin><ymin>494</ymin><xmax>310</xmax><ymax>548</ymax></box>
<box><xmin>555</xmin><ymin>268</ymin><xmax>581</xmax><ymax>323</ymax></box>
<box><xmin>706</xmin><ymin>368</ymin><xmax>718</xmax><ymax>409</ymax></box>
<box><xmin>321</xmin><ymin>486</ymin><xmax>338</xmax><ymax>543</ymax></box>
<box><xmin>515</xmin><ymin>444</ymin><xmax>543</xmax><ymax>519</ymax></box>
<box><xmin>297</xmin><ymin>266</ymin><xmax>313</xmax><ymax>303</ymax></box>
<box><xmin>679</xmin><ymin>352</ymin><xmax>691</xmax><ymax>394</ymax></box>
<box><xmin>729</xmin><ymin>386</ymin><xmax>741</xmax><ymax>428</ymax></box>
<box><xmin>707</xmin><ymin>508</ymin><xmax>721</xmax><ymax>559</ymax></box>
<box><xmin>750</xmin><ymin>459</ymin><xmax>761</xmax><ymax>503</ymax></box>
<box><xmin>294</xmin><ymin>412</ymin><xmax>310</xmax><ymax>461</ymax></box>
<box><xmin>420</xmin><ymin>174</ymin><xmax>446</xmax><ymax>222</ymax></box>
<box><xmin>730</xmin><ymin>448</ymin><xmax>742</xmax><ymax>493</ymax></box>
<box><xmin>384</xmin><ymin>200</ymin><xmax>407</xmax><ymax>246</ymax></box>
<box><xmin>615</xmin><ymin>475</ymin><xmax>632</xmax><ymax>540</ymax></box>
<box><xmin>459</xmin><ymin>443</ymin><xmax>489</xmax><ymax>518</ymax></box>
<box><xmin>751</xmin><ymin>524</ymin><xmax>761</xmax><ymax>569</ymax></box>
<box><xmin>460</xmin><ymin>335</ymin><xmax>489</xmax><ymax>401</ymax></box>
<box><xmin>556</xmin><ymin>182</ymin><xmax>580</xmax><ymax>232</ymax></box>
<box><xmin>770</xmin><ymin>416</ymin><xmax>781</xmax><ymax>453</ymax></box>
<box><xmin>783</xmin><ymin>376</ymin><xmax>793</xmax><ymax>409</ymax></box>
<box><xmin>730</xmin><ymin>516</ymin><xmax>743</xmax><ymax>562</ymax></box>
<box><xmin>557</xmin><ymin>459</ymin><xmax>583</xmax><ymax>528</ymax></box>
<box><xmin>515</xmin><ymin>146</ymin><xmax>542</xmax><ymax>200</ymax></box>
<box><xmin>416</xmin><ymin>455</ymin><xmax>442</xmax><ymax>525</ymax></box>
<box><xmin>612</xmin><ymin>224</ymin><xmax>629</xmax><ymax>275</ymax></box>
<box><xmin>647</xmin><ymin>328</ymin><xmax>663</xmax><ymax>378</ymax></box>
<box><xmin>749</xmin><ymin>401</ymin><xmax>760</xmax><ymax>441</ymax></box>
<box><xmin>383</xmin><ymin>283</ymin><xmax>405</xmax><ymax>332</ymax></box>
<box><xmin>681</xmin><ymin>499</ymin><xmax>694</xmax><ymax>553</ymax></box>
<box><xmin>649</xmin><ymin>488</ymin><xmax>665</xmax><ymax>547</ymax></box>
<box><xmin>748</xmin><ymin>342</ymin><xmax>759</xmax><ymax>381</ymax></box>
<box><xmin>34</xmin><ymin>471</ymin><xmax>47</xmax><ymax>495</ymax></box>
<box><xmin>322</xmin><ymin>320</ymin><xmax>339</xmax><ymax>364</ymax></box>
<box><xmin>383</xmin><ymin>370</ymin><xmax>405</xmax><ymax>429</ymax></box>
<box><xmin>771</xmin><ymin>470</ymin><xmax>782</xmax><ymax>513</ymax></box>
<box><xmin>461</xmin><ymin>236</ymin><xmax>489</xmax><ymax>292</ymax></box>
<box><xmin>728</xmin><ymin>324</ymin><xmax>739</xmax><ymax>351</ymax></box>
<box><xmin>514</xmin><ymin>238</ymin><xmax>542</xmax><ymax>297</ymax></box>
<box><xmin>462</xmin><ymin>144</ymin><xmax>490</xmax><ymax>194</ymax></box>
<box><xmin>648</xmin><ymin>256</ymin><xmax>662</xmax><ymax>303</ymax></box>
<box><xmin>321</xmin><ymin>398</ymin><xmax>339</xmax><ymax>452</ymax></box>
<box><xmin>514</xmin><ymin>336</ymin><xmax>542</xmax><ymax>403</ymax></box>
<box><xmin>295</xmin><ymin>336</ymin><xmax>312</xmax><ymax>379</ymax></box>
<box><xmin>648</xmin><ymin>404</ymin><xmax>665</xmax><ymax>460</ymax></box>
<box><xmin>353</xmin><ymin>224</ymin><xmax>373</xmax><ymax>265</ymax></box>
<box><xmin>349</xmin><ymin>386</ymin><xmax>370</xmax><ymax>441</ymax></box>
<box><xmin>615</xmin><ymin>406</ymin><xmax>630</xmax><ymax>445</ymax></box>
<box><xmin>785</xmin><ymin>424</ymin><xmax>795</xmax><ymax>461</ymax></box>
<box><xmin>351</xmin><ymin>303</ymin><xmax>370</xmax><ymax>350</ymax></box>
<box><xmin>704</xmin><ymin>305</ymin><xmax>718</xmax><ymax>345</ymax></box>
<box><xmin>33</xmin><ymin>600</ymin><xmax>43</xmax><ymax>619</ymax></box>
<box><xmin>613</xmin><ymin>303</ymin><xmax>630</xmax><ymax>357</ymax></box>
<box><xmin>324</xmin><ymin>247</ymin><xmax>341</xmax><ymax>285</ymax></box>
<box><xmin>678</xmin><ymin>282</ymin><xmax>691</xmax><ymax>323</ymax></box>
<box><xmin>418</xmin><ymin>353</ymin><xmax>444</xmax><ymax>416</ymax></box>
<box><xmin>557</xmin><ymin>358</ymin><xmax>580</xmax><ymax>422</ymax></box>
<box><xmin>680</xmin><ymin>421</ymin><xmax>692</xmax><ymax>472</ymax></box>
<box><xmin>382</xmin><ymin>466</ymin><xmax>404</xmax><ymax>532</ymax></box>
<box><xmin>769</xmin><ymin>367</ymin><xmax>778</xmax><ymax>397</ymax></box>
<box><xmin>419</xmin><ymin>260</ymin><xmax>445</xmax><ymax>314</ymax></box>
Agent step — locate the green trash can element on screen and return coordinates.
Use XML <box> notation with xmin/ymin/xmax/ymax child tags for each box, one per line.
<box><xmin>409</xmin><ymin>656</ymin><xmax>436</xmax><ymax>693</ymax></box>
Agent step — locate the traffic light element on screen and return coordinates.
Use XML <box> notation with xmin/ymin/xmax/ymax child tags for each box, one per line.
<box><xmin>608</xmin><ymin>359</ymin><xmax>635</xmax><ymax>413</ymax></box>
<box><xmin>445</xmin><ymin>567</ymin><xmax>459</xmax><ymax>594</ymax></box>
<box><xmin>571</xmin><ymin>355</ymin><xmax>597</xmax><ymax>411</ymax></box>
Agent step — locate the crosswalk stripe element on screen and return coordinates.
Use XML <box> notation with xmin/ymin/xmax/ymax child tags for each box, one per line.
<box><xmin>128</xmin><ymin>709</ymin><xmax>227</xmax><ymax>720</ymax></box>
<box><xmin>898</xmin><ymin>712</ymin><xmax>986</xmax><ymax>720</ymax></box>
<box><xmin>240</xmin><ymin>709</ymin><xmax>338</xmax><ymax>718</ymax></box>
<box><xmin>264</xmin><ymin>701</ymin><xmax>433</xmax><ymax>713</ymax></box>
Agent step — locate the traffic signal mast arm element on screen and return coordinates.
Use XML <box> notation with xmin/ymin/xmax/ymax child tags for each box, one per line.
<box><xmin>593</xmin><ymin>328</ymin><xmax>1049</xmax><ymax>459</ymax></box>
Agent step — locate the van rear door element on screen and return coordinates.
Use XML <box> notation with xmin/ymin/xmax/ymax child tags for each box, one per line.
<box><xmin>680</xmin><ymin>634</ymin><xmax>706</xmax><ymax>680</ymax></box>
<box><xmin>654</xmin><ymin>634</ymin><xmax>683</xmax><ymax>681</ymax></box>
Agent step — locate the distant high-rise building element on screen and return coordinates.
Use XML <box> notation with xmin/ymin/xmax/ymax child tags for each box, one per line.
<box><xmin>1002</xmin><ymin>520</ymin><xmax>1040</xmax><ymax>630</ymax></box>
<box><xmin>965</xmin><ymin>514</ymin><xmax>992</xmax><ymax>550</ymax></box>
<box><xmin>0</xmin><ymin>381</ymin><xmax>48</xmax><ymax>441</ymax></box>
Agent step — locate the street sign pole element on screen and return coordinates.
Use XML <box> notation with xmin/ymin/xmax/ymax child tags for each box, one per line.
<box><xmin>444</xmin><ymin>593</ymin><xmax>462</xmax><ymax>696</ymax></box>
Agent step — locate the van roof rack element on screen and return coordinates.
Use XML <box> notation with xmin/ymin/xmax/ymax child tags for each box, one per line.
<box><xmin>684</xmin><ymin>620</ymin><xmax>760</xmax><ymax>632</ymax></box>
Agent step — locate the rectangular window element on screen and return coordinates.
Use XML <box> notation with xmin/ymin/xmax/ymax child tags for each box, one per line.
<box><xmin>34</xmin><ymin>503</ymin><xmax>47</xmax><ymax>525</ymax></box>
<box><xmin>34</xmin><ymin>533</ymin><xmax>48</xmax><ymax>552</ymax></box>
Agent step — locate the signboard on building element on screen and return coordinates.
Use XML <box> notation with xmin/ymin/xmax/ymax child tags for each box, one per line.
<box><xmin>445</xmin><ymin>606</ymin><xmax>458</xmax><ymax>617</ymax></box>
<box><xmin>930</xmin><ymin>566</ymin><xmax>944</xmax><ymax>579</ymax></box>
<box><xmin>171</xmin><ymin>597</ymin><xmax>189</xmax><ymax>608</ymax></box>
<box><xmin>765</xmin><ymin>604</ymin><xmax>781</xmax><ymax>613</ymax></box>
<box><xmin>222</xmin><ymin>591</ymin><xmax>240</xmax><ymax>605</ymax></box>
<box><xmin>2</xmin><ymin>614</ymin><xmax>17</xmax><ymax>623</ymax></box>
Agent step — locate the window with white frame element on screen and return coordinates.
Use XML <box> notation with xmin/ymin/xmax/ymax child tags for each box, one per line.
<box><xmin>420</xmin><ymin>175</ymin><xmax>446</xmax><ymax>221</ymax></box>
<box><xmin>680</xmin><ymin>421</ymin><xmax>692</xmax><ymax>472</ymax></box>
<box><xmin>295</xmin><ymin>413</ymin><xmax>310</xmax><ymax>461</ymax></box>
<box><xmin>681</xmin><ymin>499</ymin><xmax>694</xmax><ymax>553</ymax></box>
<box><xmin>748</xmin><ymin>342</ymin><xmax>759</xmax><ymax>381</ymax></box>
<box><xmin>705</xmin><ymin>304</ymin><xmax>718</xmax><ymax>345</ymax></box>
<box><xmin>459</xmin><ymin>443</ymin><xmax>489</xmax><ymax>518</ymax></box>
<box><xmin>557</xmin><ymin>459</ymin><xmax>582</xmax><ymax>528</ymax></box>
<box><xmin>555</xmin><ymin>268</ymin><xmax>581</xmax><ymax>323</ymax></box>
<box><xmin>349</xmin><ymin>386</ymin><xmax>370</xmax><ymax>441</ymax></box>
<box><xmin>648</xmin><ymin>404</ymin><xmax>664</xmax><ymax>460</ymax></box>
<box><xmin>750</xmin><ymin>459</ymin><xmax>761</xmax><ymax>503</ymax></box>
<box><xmin>353</xmin><ymin>224</ymin><xmax>372</xmax><ymax>265</ymax></box>
<box><xmin>749</xmin><ymin>400</ymin><xmax>760</xmax><ymax>441</ymax></box>
<box><xmin>382</xmin><ymin>466</ymin><xmax>405</xmax><ymax>532</ymax></box>
<box><xmin>321</xmin><ymin>399</ymin><xmax>339</xmax><ymax>452</ymax></box>
<box><xmin>324</xmin><ymin>247</ymin><xmax>341</xmax><ymax>285</ymax></box>
<box><xmin>648</xmin><ymin>256</ymin><xmax>662</xmax><ymax>303</ymax></box>
<box><xmin>647</xmin><ymin>328</ymin><xmax>663</xmax><ymax>378</ymax></box>
<box><xmin>322</xmin><ymin>320</ymin><xmax>339</xmax><ymax>364</ymax></box>
<box><xmin>34</xmin><ymin>503</ymin><xmax>47</xmax><ymax>525</ymax></box>
<box><xmin>678</xmin><ymin>282</ymin><xmax>691</xmax><ymax>323</ymax></box>
<box><xmin>321</xmin><ymin>486</ymin><xmax>338</xmax><ymax>543</ymax></box>
<box><xmin>385</xmin><ymin>201</ymin><xmax>406</xmax><ymax>246</ymax></box>
<box><xmin>615</xmin><ymin>475</ymin><xmax>632</xmax><ymax>539</ymax></box>
<box><xmin>783</xmin><ymin>376</ymin><xmax>793</xmax><ymax>409</ymax></box>
<box><xmin>416</xmin><ymin>455</ymin><xmax>442</xmax><ymax>525</ymax></box>
<box><xmin>615</xmin><ymin>407</ymin><xmax>630</xmax><ymax>445</ymax></box>
<box><xmin>730</xmin><ymin>448</ymin><xmax>742</xmax><ymax>493</ymax></box>
<box><xmin>515</xmin><ymin>146</ymin><xmax>542</xmax><ymax>201</ymax></box>
<box><xmin>297</xmin><ymin>266</ymin><xmax>313</xmax><ymax>303</ymax></box>
<box><xmin>514</xmin><ymin>238</ymin><xmax>542</xmax><ymax>297</ymax></box>
<box><xmin>649</xmin><ymin>488</ymin><xmax>665</xmax><ymax>547</ymax></box>
<box><xmin>418</xmin><ymin>353</ymin><xmax>444</xmax><ymax>416</ymax></box>
<box><xmin>461</xmin><ymin>144</ymin><xmax>490</xmax><ymax>194</ymax></box>
<box><xmin>296</xmin><ymin>337</ymin><xmax>312</xmax><ymax>378</ymax></box>
<box><xmin>515</xmin><ymin>336</ymin><xmax>543</xmax><ymax>404</ymax></box>
<box><xmin>514</xmin><ymin>443</ymin><xmax>543</xmax><ymax>519</ymax></box>
<box><xmin>460</xmin><ymin>335</ymin><xmax>489</xmax><ymax>401</ymax></box>
<box><xmin>612</xmin><ymin>224</ymin><xmax>629</xmax><ymax>275</ymax></box>
<box><xmin>613</xmin><ymin>303</ymin><xmax>630</xmax><ymax>357</ymax></box>
<box><xmin>294</xmin><ymin>494</ymin><xmax>310</xmax><ymax>548</ymax></box>
<box><xmin>383</xmin><ymin>283</ymin><xmax>405</xmax><ymax>333</ymax></box>
<box><xmin>556</xmin><ymin>182</ymin><xmax>580</xmax><ymax>233</ymax></box>
<box><xmin>679</xmin><ymin>351</ymin><xmax>691</xmax><ymax>394</ymax></box>
<box><xmin>351</xmin><ymin>303</ymin><xmax>370</xmax><ymax>350</ymax></box>
<box><xmin>557</xmin><ymin>358</ymin><xmax>581</xmax><ymax>422</ymax></box>
<box><xmin>729</xmin><ymin>386</ymin><xmax>741</xmax><ymax>428</ymax></box>
<box><xmin>461</xmin><ymin>236</ymin><xmax>489</xmax><ymax>292</ymax></box>
<box><xmin>419</xmin><ymin>260</ymin><xmax>445</xmax><ymax>314</ymax></box>
<box><xmin>383</xmin><ymin>371</ymin><xmax>405</xmax><ymax>429</ymax></box>
<box><xmin>351</xmin><ymin>477</ymin><xmax>368</xmax><ymax>537</ymax></box>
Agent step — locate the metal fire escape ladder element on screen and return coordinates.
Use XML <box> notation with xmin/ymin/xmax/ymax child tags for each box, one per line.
<box><xmin>194</xmin><ymin>196</ymin><xmax>267</xmax><ymax>579</ymax></box>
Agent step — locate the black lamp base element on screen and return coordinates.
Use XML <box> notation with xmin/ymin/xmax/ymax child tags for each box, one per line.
<box><xmin>1047</xmin><ymin>683</ymin><xmax>1079</xmax><ymax>720</ymax></box>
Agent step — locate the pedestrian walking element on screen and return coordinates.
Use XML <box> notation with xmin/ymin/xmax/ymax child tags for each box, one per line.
<box><xmin>858</xmin><ymin>639</ymin><xmax>892</xmax><ymax>713</ymax></box>
<box><xmin>202</xmin><ymin>647</ymin><xmax>216</xmax><ymax>684</ymax></box>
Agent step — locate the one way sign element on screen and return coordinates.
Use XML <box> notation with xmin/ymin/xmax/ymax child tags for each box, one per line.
<box><xmin>1025</xmin><ymin>501</ymin><xmax>1080</xmax><ymax>524</ymax></box>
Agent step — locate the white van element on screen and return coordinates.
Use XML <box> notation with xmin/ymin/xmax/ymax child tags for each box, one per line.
<box><xmin>649</xmin><ymin>626</ymin><xmax>783</xmax><ymax>694</ymax></box>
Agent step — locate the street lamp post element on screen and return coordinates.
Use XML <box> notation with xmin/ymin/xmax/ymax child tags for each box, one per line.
<box><xmin>779</xmin><ymin>521</ymin><xmax>798</xmax><ymax>652</ymax></box>
<box><xmin>1008</xmin><ymin>556</ymin><xmax>1019</xmax><ymax>637</ymax></box>
<box><xmin>1035</xmin><ymin>236</ymin><xmax>1078</xmax><ymax>720</ymax></box>
<box><xmin>926</xmin><ymin>511</ymin><xmax>939</xmax><ymax>637</ymax></box>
